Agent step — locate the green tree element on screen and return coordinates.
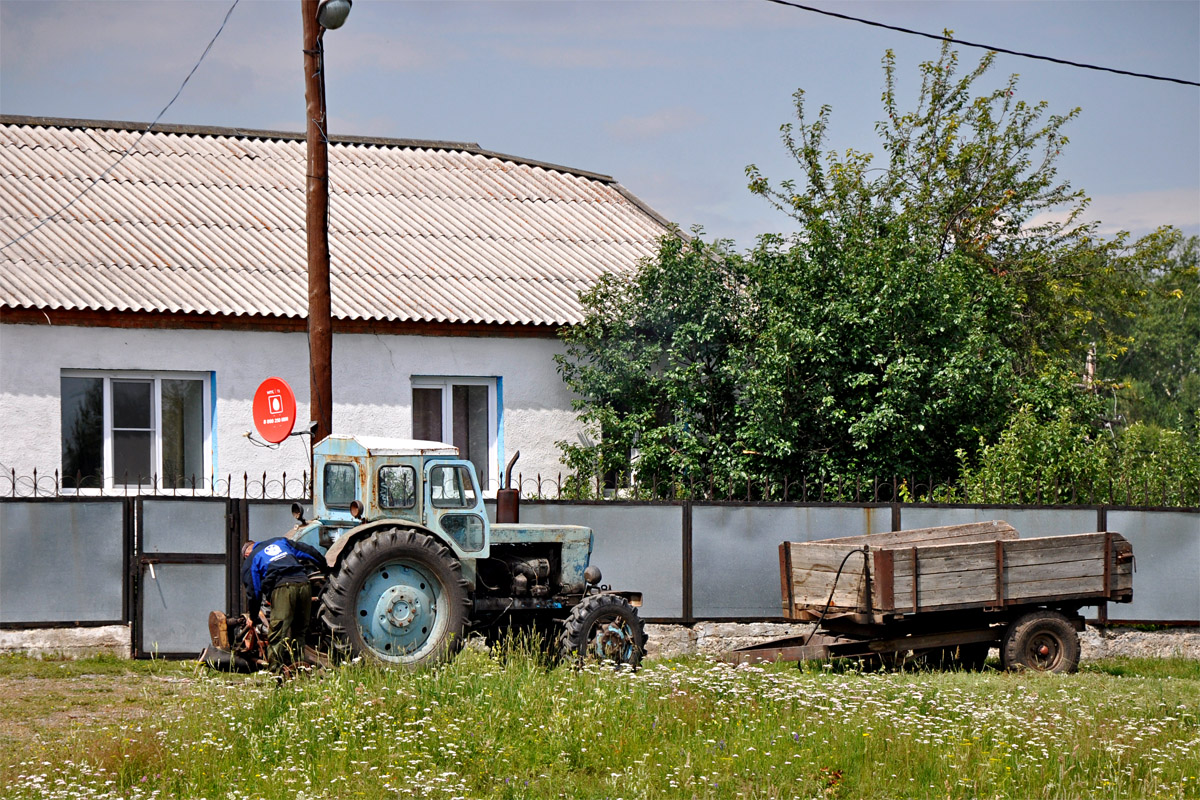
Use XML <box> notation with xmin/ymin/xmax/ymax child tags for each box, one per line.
<box><xmin>555</xmin><ymin>233</ymin><xmax>748</xmax><ymax>495</ymax></box>
<box><xmin>957</xmin><ymin>406</ymin><xmax>1111</xmax><ymax>505</ymax></box>
<box><xmin>557</xmin><ymin>39</ymin><xmax>1187</xmax><ymax>500</ymax></box>
<box><xmin>747</xmin><ymin>40</ymin><xmax>1172</xmax><ymax>378</ymax></box>
<box><xmin>958</xmin><ymin>409</ymin><xmax>1199</xmax><ymax>507</ymax></box>
<box><xmin>1100</xmin><ymin>234</ymin><xmax>1200</xmax><ymax>434</ymax></box>
<box><xmin>734</xmin><ymin>220</ymin><xmax>1023</xmax><ymax>481</ymax></box>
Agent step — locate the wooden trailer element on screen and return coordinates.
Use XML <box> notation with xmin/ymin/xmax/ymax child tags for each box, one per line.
<box><xmin>726</xmin><ymin>521</ymin><xmax>1133</xmax><ymax>673</ymax></box>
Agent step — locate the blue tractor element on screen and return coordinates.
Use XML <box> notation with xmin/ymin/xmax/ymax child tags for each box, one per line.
<box><xmin>284</xmin><ymin>435</ymin><xmax>645</xmax><ymax>668</ymax></box>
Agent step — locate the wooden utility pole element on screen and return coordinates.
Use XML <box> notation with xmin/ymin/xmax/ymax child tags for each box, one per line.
<box><xmin>302</xmin><ymin>0</ymin><xmax>333</xmax><ymax>446</ymax></box>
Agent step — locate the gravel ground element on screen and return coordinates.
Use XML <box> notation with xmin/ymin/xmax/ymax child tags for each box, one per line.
<box><xmin>644</xmin><ymin>622</ymin><xmax>1200</xmax><ymax>660</ymax></box>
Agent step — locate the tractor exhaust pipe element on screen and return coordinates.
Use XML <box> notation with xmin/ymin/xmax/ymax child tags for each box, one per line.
<box><xmin>496</xmin><ymin>451</ymin><xmax>521</xmax><ymax>524</ymax></box>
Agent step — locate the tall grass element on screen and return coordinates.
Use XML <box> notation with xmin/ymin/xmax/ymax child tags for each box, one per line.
<box><xmin>4</xmin><ymin>646</ymin><xmax>1199</xmax><ymax>800</ymax></box>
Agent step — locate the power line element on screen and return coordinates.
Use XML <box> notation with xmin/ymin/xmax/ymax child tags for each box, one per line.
<box><xmin>764</xmin><ymin>0</ymin><xmax>1200</xmax><ymax>88</ymax></box>
<box><xmin>1</xmin><ymin>0</ymin><xmax>242</xmax><ymax>253</ymax></box>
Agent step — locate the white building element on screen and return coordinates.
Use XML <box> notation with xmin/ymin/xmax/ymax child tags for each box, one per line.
<box><xmin>0</xmin><ymin>116</ymin><xmax>670</xmax><ymax>495</ymax></box>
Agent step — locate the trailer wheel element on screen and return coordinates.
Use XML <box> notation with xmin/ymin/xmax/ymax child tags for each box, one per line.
<box><xmin>560</xmin><ymin>594</ymin><xmax>646</xmax><ymax>668</ymax></box>
<box><xmin>322</xmin><ymin>528</ymin><xmax>470</xmax><ymax>669</ymax></box>
<box><xmin>1001</xmin><ymin>610</ymin><xmax>1080</xmax><ymax>674</ymax></box>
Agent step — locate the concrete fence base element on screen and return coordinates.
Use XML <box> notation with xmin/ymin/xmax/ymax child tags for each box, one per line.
<box><xmin>0</xmin><ymin>625</ymin><xmax>132</xmax><ymax>659</ymax></box>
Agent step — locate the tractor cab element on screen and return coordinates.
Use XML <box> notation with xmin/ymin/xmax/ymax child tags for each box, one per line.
<box><xmin>304</xmin><ymin>434</ymin><xmax>489</xmax><ymax>559</ymax></box>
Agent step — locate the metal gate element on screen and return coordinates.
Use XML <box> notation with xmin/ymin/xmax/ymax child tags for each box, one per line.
<box><xmin>134</xmin><ymin>497</ymin><xmax>238</xmax><ymax>658</ymax></box>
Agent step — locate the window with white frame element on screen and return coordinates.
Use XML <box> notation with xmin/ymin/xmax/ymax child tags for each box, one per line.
<box><xmin>411</xmin><ymin>377</ymin><xmax>498</xmax><ymax>491</ymax></box>
<box><xmin>60</xmin><ymin>371</ymin><xmax>212</xmax><ymax>490</ymax></box>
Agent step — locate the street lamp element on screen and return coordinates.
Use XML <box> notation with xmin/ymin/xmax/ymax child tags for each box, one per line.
<box><xmin>317</xmin><ymin>0</ymin><xmax>352</xmax><ymax>29</ymax></box>
<box><xmin>302</xmin><ymin>0</ymin><xmax>351</xmax><ymax>449</ymax></box>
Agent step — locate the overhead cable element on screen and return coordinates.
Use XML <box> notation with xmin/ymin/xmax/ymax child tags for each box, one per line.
<box><xmin>764</xmin><ymin>0</ymin><xmax>1200</xmax><ymax>87</ymax></box>
<box><xmin>0</xmin><ymin>0</ymin><xmax>242</xmax><ymax>253</ymax></box>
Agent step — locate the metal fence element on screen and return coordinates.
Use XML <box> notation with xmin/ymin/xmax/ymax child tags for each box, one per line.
<box><xmin>508</xmin><ymin>501</ymin><xmax>1199</xmax><ymax>624</ymax></box>
<box><xmin>0</xmin><ymin>499</ymin><xmax>131</xmax><ymax>627</ymax></box>
<box><xmin>2</xmin><ymin>495</ymin><xmax>1196</xmax><ymax>655</ymax></box>
<box><xmin>1</xmin><ymin>469</ymin><xmax>310</xmax><ymax>500</ymax></box>
<box><xmin>512</xmin><ymin>471</ymin><xmax>1199</xmax><ymax>509</ymax></box>
<box><xmin>5</xmin><ymin>467</ymin><xmax>1197</xmax><ymax>509</ymax></box>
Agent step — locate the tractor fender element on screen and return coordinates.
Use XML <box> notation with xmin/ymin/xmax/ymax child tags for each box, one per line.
<box><xmin>323</xmin><ymin>519</ymin><xmax>449</xmax><ymax>570</ymax></box>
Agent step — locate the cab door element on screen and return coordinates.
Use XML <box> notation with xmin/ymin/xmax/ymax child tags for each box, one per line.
<box><xmin>423</xmin><ymin>460</ymin><xmax>489</xmax><ymax>558</ymax></box>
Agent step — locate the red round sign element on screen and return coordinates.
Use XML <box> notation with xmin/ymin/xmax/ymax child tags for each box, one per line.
<box><xmin>253</xmin><ymin>377</ymin><xmax>298</xmax><ymax>444</ymax></box>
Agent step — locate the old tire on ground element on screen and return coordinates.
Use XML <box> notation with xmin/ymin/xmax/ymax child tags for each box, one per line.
<box><xmin>1000</xmin><ymin>610</ymin><xmax>1080</xmax><ymax>674</ymax></box>
<box><xmin>560</xmin><ymin>593</ymin><xmax>646</xmax><ymax>668</ymax></box>
<box><xmin>322</xmin><ymin>528</ymin><xmax>470</xmax><ymax>668</ymax></box>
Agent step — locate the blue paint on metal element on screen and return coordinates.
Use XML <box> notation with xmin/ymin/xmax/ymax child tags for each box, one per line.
<box><xmin>491</xmin><ymin>523</ymin><xmax>592</xmax><ymax>592</ymax></box>
<box><xmin>289</xmin><ymin>521</ymin><xmax>327</xmax><ymax>553</ymax></box>
<box><xmin>423</xmin><ymin>459</ymin><xmax>490</xmax><ymax>558</ymax></box>
<box><xmin>209</xmin><ymin>371</ymin><xmax>218</xmax><ymax>480</ymax></box>
<box><xmin>495</xmin><ymin>375</ymin><xmax>504</xmax><ymax>491</ymax></box>
<box><xmin>356</xmin><ymin>557</ymin><xmax>447</xmax><ymax>662</ymax></box>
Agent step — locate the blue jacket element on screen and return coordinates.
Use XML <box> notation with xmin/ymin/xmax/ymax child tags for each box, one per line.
<box><xmin>241</xmin><ymin>537</ymin><xmax>325</xmax><ymax>615</ymax></box>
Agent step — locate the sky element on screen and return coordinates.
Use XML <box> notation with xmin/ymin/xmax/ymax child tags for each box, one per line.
<box><xmin>2</xmin><ymin>0</ymin><xmax>1197</xmax><ymax>250</ymax></box>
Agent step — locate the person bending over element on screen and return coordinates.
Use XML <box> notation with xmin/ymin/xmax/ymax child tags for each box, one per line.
<box><xmin>240</xmin><ymin>537</ymin><xmax>326</xmax><ymax>672</ymax></box>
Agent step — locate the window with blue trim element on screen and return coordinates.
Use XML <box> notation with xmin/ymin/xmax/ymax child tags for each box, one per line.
<box><xmin>412</xmin><ymin>377</ymin><xmax>498</xmax><ymax>491</ymax></box>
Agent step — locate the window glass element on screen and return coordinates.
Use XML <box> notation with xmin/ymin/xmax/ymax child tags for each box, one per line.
<box><xmin>112</xmin><ymin>379</ymin><xmax>153</xmax><ymax>485</ymax></box>
<box><xmin>429</xmin><ymin>465</ymin><xmax>477</xmax><ymax>508</ymax></box>
<box><xmin>112</xmin><ymin>380</ymin><xmax>152</xmax><ymax>429</ymax></box>
<box><xmin>61</xmin><ymin>376</ymin><xmax>104</xmax><ymax>489</ymax></box>
<box><xmin>378</xmin><ymin>465</ymin><xmax>416</xmax><ymax>509</ymax></box>
<box><xmin>162</xmin><ymin>379</ymin><xmax>204</xmax><ymax>487</ymax></box>
<box><xmin>441</xmin><ymin>514</ymin><xmax>485</xmax><ymax>552</ymax></box>
<box><xmin>412</xmin><ymin>388</ymin><xmax>442</xmax><ymax>441</ymax></box>
<box><xmin>113</xmin><ymin>431</ymin><xmax>153</xmax><ymax>484</ymax></box>
<box><xmin>453</xmin><ymin>384</ymin><xmax>490</xmax><ymax>489</ymax></box>
<box><xmin>324</xmin><ymin>463</ymin><xmax>356</xmax><ymax>508</ymax></box>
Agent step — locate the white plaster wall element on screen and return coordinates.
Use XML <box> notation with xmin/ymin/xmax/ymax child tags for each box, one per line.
<box><xmin>0</xmin><ymin>323</ymin><xmax>584</xmax><ymax>494</ymax></box>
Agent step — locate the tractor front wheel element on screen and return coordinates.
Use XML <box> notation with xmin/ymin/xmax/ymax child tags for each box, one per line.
<box><xmin>322</xmin><ymin>529</ymin><xmax>470</xmax><ymax>669</ymax></box>
<box><xmin>560</xmin><ymin>594</ymin><xmax>646</xmax><ymax>668</ymax></box>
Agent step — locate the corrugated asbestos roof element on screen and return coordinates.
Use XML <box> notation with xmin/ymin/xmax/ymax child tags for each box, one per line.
<box><xmin>0</xmin><ymin>116</ymin><xmax>671</xmax><ymax>327</ymax></box>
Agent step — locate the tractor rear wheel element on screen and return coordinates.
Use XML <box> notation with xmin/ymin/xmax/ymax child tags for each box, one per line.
<box><xmin>322</xmin><ymin>528</ymin><xmax>470</xmax><ymax>669</ymax></box>
<box><xmin>560</xmin><ymin>594</ymin><xmax>646</xmax><ymax>668</ymax></box>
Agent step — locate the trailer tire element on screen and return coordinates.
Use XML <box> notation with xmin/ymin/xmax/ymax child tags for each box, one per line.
<box><xmin>560</xmin><ymin>594</ymin><xmax>646</xmax><ymax>669</ymax></box>
<box><xmin>1001</xmin><ymin>610</ymin><xmax>1080</xmax><ymax>674</ymax></box>
<box><xmin>322</xmin><ymin>528</ymin><xmax>470</xmax><ymax>669</ymax></box>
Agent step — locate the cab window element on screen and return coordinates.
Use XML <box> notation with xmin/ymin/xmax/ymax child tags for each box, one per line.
<box><xmin>378</xmin><ymin>465</ymin><xmax>416</xmax><ymax>509</ymax></box>
<box><xmin>323</xmin><ymin>463</ymin><xmax>356</xmax><ymax>508</ymax></box>
<box><xmin>429</xmin><ymin>465</ymin><xmax>477</xmax><ymax>508</ymax></box>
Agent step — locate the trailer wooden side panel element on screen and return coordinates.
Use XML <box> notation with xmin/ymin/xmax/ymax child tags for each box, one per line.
<box><xmin>888</xmin><ymin>532</ymin><xmax>1132</xmax><ymax>612</ymax></box>
<box><xmin>811</xmin><ymin>520</ymin><xmax>1019</xmax><ymax>548</ymax></box>
<box><xmin>780</xmin><ymin>542</ymin><xmax>873</xmax><ymax>619</ymax></box>
<box><xmin>780</xmin><ymin>527</ymin><xmax>1133</xmax><ymax>620</ymax></box>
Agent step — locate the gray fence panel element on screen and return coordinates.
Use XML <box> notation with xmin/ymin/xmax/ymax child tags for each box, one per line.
<box><xmin>141</xmin><ymin>499</ymin><xmax>227</xmax><ymax>554</ymax></box>
<box><xmin>900</xmin><ymin>506</ymin><xmax>1100</xmax><ymax>538</ymax></box>
<box><xmin>139</xmin><ymin>563</ymin><xmax>226</xmax><ymax>655</ymax></box>
<box><xmin>248</xmin><ymin>502</ymin><xmax>301</xmax><ymax>541</ymax></box>
<box><xmin>693</xmin><ymin>505</ymin><xmax>892</xmax><ymax>618</ymax></box>
<box><xmin>1107</xmin><ymin>510</ymin><xmax>1200</xmax><ymax>623</ymax></box>
<box><xmin>516</xmin><ymin>503</ymin><xmax>683</xmax><ymax>619</ymax></box>
<box><xmin>0</xmin><ymin>501</ymin><xmax>125</xmax><ymax>624</ymax></box>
